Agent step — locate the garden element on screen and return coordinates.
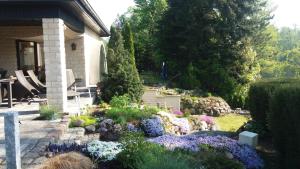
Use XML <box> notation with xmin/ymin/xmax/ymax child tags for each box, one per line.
<box><xmin>38</xmin><ymin>92</ymin><xmax>263</xmax><ymax>169</ymax></box>
<box><xmin>39</xmin><ymin>0</ymin><xmax>300</xmax><ymax>168</ymax></box>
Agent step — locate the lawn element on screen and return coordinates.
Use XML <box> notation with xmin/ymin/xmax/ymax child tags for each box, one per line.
<box><xmin>215</xmin><ymin>114</ymin><xmax>250</xmax><ymax>132</ymax></box>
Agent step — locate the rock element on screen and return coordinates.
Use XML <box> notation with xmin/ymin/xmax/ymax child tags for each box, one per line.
<box><xmin>98</xmin><ymin>119</ymin><xmax>122</xmax><ymax>141</ymax></box>
<box><xmin>188</xmin><ymin>115</ymin><xmax>203</xmax><ymax>131</ymax></box>
<box><xmin>73</xmin><ymin>119</ymin><xmax>85</xmax><ymax>127</ymax></box>
<box><xmin>141</xmin><ymin>116</ymin><xmax>165</xmax><ymax>137</ymax></box>
<box><xmin>211</xmin><ymin>124</ymin><xmax>218</xmax><ymax>131</ymax></box>
<box><xmin>85</xmin><ymin>125</ymin><xmax>96</xmax><ymax>133</ymax></box>
<box><xmin>201</xmin><ymin>121</ymin><xmax>208</xmax><ymax>131</ymax></box>
<box><xmin>157</xmin><ymin>111</ymin><xmax>191</xmax><ymax>135</ymax></box>
<box><xmin>127</xmin><ymin>123</ymin><xmax>139</xmax><ymax>132</ymax></box>
<box><xmin>181</xmin><ymin>96</ymin><xmax>232</xmax><ymax>116</ymax></box>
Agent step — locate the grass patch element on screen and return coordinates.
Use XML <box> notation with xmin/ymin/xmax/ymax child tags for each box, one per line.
<box><xmin>69</xmin><ymin>115</ymin><xmax>98</xmax><ymax>127</ymax></box>
<box><xmin>105</xmin><ymin>106</ymin><xmax>159</xmax><ymax>125</ymax></box>
<box><xmin>38</xmin><ymin>105</ymin><xmax>61</xmax><ymax>120</ymax></box>
<box><xmin>215</xmin><ymin>114</ymin><xmax>250</xmax><ymax>132</ymax></box>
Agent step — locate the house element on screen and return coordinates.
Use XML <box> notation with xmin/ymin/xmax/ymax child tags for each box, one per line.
<box><xmin>0</xmin><ymin>0</ymin><xmax>109</xmax><ymax>111</ymax></box>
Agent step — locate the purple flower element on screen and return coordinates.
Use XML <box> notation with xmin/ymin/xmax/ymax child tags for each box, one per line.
<box><xmin>172</xmin><ymin>110</ymin><xmax>184</xmax><ymax>116</ymax></box>
<box><xmin>141</xmin><ymin>117</ymin><xmax>165</xmax><ymax>137</ymax></box>
<box><xmin>148</xmin><ymin>135</ymin><xmax>263</xmax><ymax>169</ymax></box>
<box><xmin>199</xmin><ymin>115</ymin><xmax>214</xmax><ymax>125</ymax></box>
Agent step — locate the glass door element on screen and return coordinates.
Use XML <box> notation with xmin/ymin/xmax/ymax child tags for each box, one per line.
<box><xmin>16</xmin><ymin>40</ymin><xmax>38</xmax><ymax>73</ymax></box>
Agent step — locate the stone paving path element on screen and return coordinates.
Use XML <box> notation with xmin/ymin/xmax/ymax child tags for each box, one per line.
<box><xmin>0</xmin><ymin>113</ymin><xmax>99</xmax><ymax>169</ymax></box>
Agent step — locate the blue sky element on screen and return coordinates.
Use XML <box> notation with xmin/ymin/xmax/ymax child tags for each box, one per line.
<box><xmin>90</xmin><ymin>0</ymin><xmax>300</xmax><ymax>28</ymax></box>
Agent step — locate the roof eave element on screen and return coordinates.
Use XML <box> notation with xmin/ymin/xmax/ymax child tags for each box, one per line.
<box><xmin>74</xmin><ymin>0</ymin><xmax>110</xmax><ymax>37</ymax></box>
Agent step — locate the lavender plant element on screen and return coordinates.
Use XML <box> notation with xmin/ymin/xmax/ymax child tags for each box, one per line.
<box><xmin>148</xmin><ymin>135</ymin><xmax>264</xmax><ymax>169</ymax></box>
<box><xmin>141</xmin><ymin>117</ymin><xmax>165</xmax><ymax>137</ymax></box>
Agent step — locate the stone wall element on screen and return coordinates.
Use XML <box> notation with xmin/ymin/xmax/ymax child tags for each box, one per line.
<box><xmin>65</xmin><ymin>37</ymin><xmax>86</xmax><ymax>86</ymax></box>
<box><xmin>142</xmin><ymin>89</ymin><xmax>181</xmax><ymax>110</ymax></box>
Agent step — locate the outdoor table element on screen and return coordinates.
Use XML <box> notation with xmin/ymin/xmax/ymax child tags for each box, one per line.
<box><xmin>0</xmin><ymin>78</ymin><xmax>16</xmax><ymax>108</ymax></box>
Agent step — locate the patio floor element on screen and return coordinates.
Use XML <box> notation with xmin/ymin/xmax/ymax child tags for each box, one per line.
<box><xmin>0</xmin><ymin>97</ymin><xmax>94</xmax><ymax>115</ymax></box>
<box><xmin>0</xmin><ymin>96</ymin><xmax>94</xmax><ymax>169</ymax></box>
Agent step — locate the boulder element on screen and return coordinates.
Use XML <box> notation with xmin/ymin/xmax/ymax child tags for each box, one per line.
<box><xmin>127</xmin><ymin>123</ymin><xmax>140</xmax><ymax>132</ymax></box>
<box><xmin>85</xmin><ymin>125</ymin><xmax>96</xmax><ymax>133</ymax></box>
<box><xmin>181</xmin><ymin>96</ymin><xmax>232</xmax><ymax>116</ymax></box>
<box><xmin>98</xmin><ymin>119</ymin><xmax>122</xmax><ymax>141</ymax></box>
<box><xmin>157</xmin><ymin>111</ymin><xmax>191</xmax><ymax>135</ymax></box>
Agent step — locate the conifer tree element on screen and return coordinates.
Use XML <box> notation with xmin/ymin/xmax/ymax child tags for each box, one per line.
<box><xmin>101</xmin><ymin>25</ymin><xmax>143</xmax><ymax>102</ymax></box>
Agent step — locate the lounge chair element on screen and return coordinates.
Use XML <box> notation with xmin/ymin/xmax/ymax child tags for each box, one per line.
<box><xmin>66</xmin><ymin>69</ymin><xmax>81</xmax><ymax>111</ymax></box>
<box><xmin>12</xmin><ymin>70</ymin><xmax>41</xmax><ymax>101</ymax></box>
<box><xmin>27</xmin><ymin>70</ymin><xmax>46</xmax><ymax>93</ymax></box>
<box><xmin>66</xmin><ymin>69</ymin><xmax>91</xmax><ymax>98</ymax></box>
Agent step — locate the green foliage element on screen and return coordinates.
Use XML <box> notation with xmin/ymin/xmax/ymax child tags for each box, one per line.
<box><xmin>243</xmin><ymin>121</ymin><xmax>268</xmax><ymax>138</ymax></box>
<box><xmin>268</xmin><ymin>84</ymin><xmax>300</xmax><ymax>169</ymax></box>
<box><xmin>109</xmin><ymin>95</ymin><xmax>130</xmax><ymax>108</ymax></box>
<box><xmin>101</xmin><ymin>26</ymin><xmax>143</xmax><ymax>102</ymax></box>
<box><xmin>122</xmin><ymin>0</ymin><xmax>168</xmax><ymax>71</ymax></box>
<box><xmin>39</xmin><ymin>105</ymin><xmax>60</xmax><ymax>120</ymax></box>
<box><xmin>199</xmin><ymin>152</ymin><xmax>245</xmax><ymax>169</ymax></box>
<box><xmin>258</xmin><ymin>26</ymin><xmax>300</xmax><ymax>79</ymax></box>
<box><xmin>248</xmin><ymin>78</ymin><xmax>300</xmax><ymax>126</ymax></box>
<box><xmin>105</xmin><ymin>107</ymin><xmax>154</xmax><ymax>125</ymax></box>
<box><xmin>118</xmin><ymin>132</ymin><xmax>198</xmax><ymax>169</ymax></box>
<box><xmin>69</xmin><ymin>115</ymin><xmax>97</xmax><ymax>128</ymax></box>
<box><xmin>158</xmin><ymin>0</ymin><xmax>271</xmax><ymax>108</ymax></box>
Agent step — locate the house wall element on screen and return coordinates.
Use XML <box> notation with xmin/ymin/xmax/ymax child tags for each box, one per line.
<box><xmin>0</xmin><ymin>25</ymin><xmax>107</xmax><ymax>88</ymax></box>
<box><xmin>65</xmin><ymin>37</ymin><xmax>86</xmax><ymax>86</ymax></box>
<box><xmin>84</xmin><ymin>26</ymin><xmax>106</xmax><ymax>87</ymax></box>
<box><xmin>0</xmin><ymin>26</ymin><xmax>42</xmax><ymax>76</ymax></box>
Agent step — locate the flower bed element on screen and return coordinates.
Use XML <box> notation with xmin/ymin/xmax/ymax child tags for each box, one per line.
<box><xmin>149</xmin><ymin>135</ymin><xmax>264</xmax><ymax>169</ymax></box>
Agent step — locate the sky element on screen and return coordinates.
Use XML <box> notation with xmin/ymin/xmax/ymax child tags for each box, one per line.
<box><xmin>89</xmin><ymin>0</ymin><xmax>300</xmax><ymax>29</ymax></box>
<box><xmin>270</xmin><ymin>0</ymin><xmax>300</xmax><ymax>28</ymax></box>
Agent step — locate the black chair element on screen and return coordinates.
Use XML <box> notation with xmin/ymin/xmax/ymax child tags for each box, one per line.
<box><xmin>0</xmin><ymin>69</ymin><xmax>7</xmax><ymax>79</ymax></box>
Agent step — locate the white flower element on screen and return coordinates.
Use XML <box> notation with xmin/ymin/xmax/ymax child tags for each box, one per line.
<box><xmin>85</xmin><ymin>140</ymin><xmax>123</xmax><ymax>162</ymax></box>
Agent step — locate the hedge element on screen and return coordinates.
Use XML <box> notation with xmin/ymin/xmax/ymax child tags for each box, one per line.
<box><xmin>269</xmin><ymin>84</ymin><xmax>300</xmax><ymax>169</ymax></box>
<box><xmin>248</xmin><ymin>78</ymin><xmax>300</xmax><ymax>126</ymax></box>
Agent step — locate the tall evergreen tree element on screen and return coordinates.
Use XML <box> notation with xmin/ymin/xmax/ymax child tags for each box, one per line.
<box><xmin>101</xmin><ymin>25</ymin><xmax>143</xmax><ymax>102</ymax></box>
<box><xmin>159</xmin><ymin>0</ymin><xmax>271</xmax><ymax>107</ymax></box>
<box><xmin>122</xmin><ymin>21</ymin><xmax>144</xmax><ymax>101</ymax></box>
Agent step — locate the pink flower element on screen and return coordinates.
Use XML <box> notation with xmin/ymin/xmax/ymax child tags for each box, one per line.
<box><xmin>173</xmin><ymin>110</ymin><xmax>184</xmax><ymax>116</ymax></box>
<box><xmin>200</xmin><ymin>115</ymin><xmax>214</xmax><ymax>125</ymax></box>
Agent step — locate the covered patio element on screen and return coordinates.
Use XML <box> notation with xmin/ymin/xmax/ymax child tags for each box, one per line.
<box><xmin>0</xmin><ymin>1</ymin><xmax>109</xmax><ymax>112</ymax></box>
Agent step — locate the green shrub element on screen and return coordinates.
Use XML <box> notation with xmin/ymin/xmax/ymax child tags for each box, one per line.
<box><xmin>110</xmin><ymin>95</ymin><xmax>130</xmax><ymax>108</ymax></box>
<box><xmin>143</xmin><ymin>106</ymin><xmax>160</xmax><ymax>115</ymax></box>
<box><xmin>106</xmin><ymin>107</ymin><xmax>154</xmax><ymax>125</ymax></box>
<box><xmin>118</xmin><ymin>132</ymin><xmax>197</xmax><ymax>169</ymax></box>
<box><xmin>39</xmin><ymin>106</ymin><xmax>60</xmax><ymax>120</ymax></box>
<box><xmin>200</xmin><ymin>152</ymin><xmax>245</xmax><ymax>169</ymax></box>
<box><xmin>268</xmin><ymin>84</ymin><xmax>300</xmax><ymax>169</ymax></box>
<box><xmin>248</xmin><ymin>78</ymin><xmax>300</xmax><ymax>126</ymax></box>
<box><xmin>69</xmin><ymin>115</ymin><xmax>97</xmax><ymax>127</ymax></box>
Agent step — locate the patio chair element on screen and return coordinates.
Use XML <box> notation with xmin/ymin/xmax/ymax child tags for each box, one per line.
<box><xmin>66</xmin><ymin>69</ymin><xmax>91</xmax><ymax>98</ymax></box>
<box><xmin>66</xmin><ymin>69</ymin><xmax>81</xmax><ymax>111</ymax></box>
<box><xmin>27</xmin><ymin>70</ymin><xmax>46</xmax><ymax>93</ymax></box>
<box><xmin>12</xmin><ymin>70</ymin><xmax>41</xmax><ymax>101</ymax></box>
